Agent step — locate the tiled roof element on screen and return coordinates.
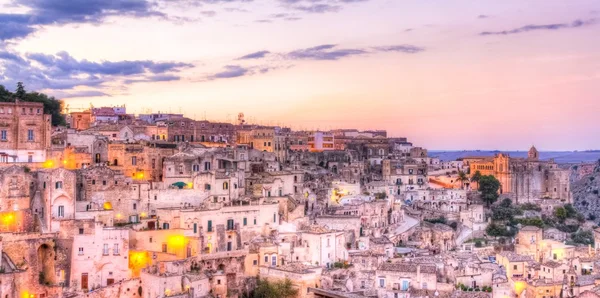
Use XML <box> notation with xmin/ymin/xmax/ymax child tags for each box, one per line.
<box><xmin>377</xmin><ymin>262</ymin><xmax>436</xmax><ymax>274</ymax></box>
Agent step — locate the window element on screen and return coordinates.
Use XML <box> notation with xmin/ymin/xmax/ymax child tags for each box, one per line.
<box><xmin>58</xmin><ymin>206</ymin><xmax>65</xmax><ymax>218</ymax></box>
<box><xmin>227</xmin><ymin>219</ymin><xmax>234</xmax><ymax>230</ymax></box>
<box><xmin>204</xmin><ymin>162</ymin><xmax>211</xmax><ymax>170</ymax></box>
<box><xmin>193</xmin><ymin>223</ymin><xmax>197</xmax><ymax>233</ymax></box>
<box><xmin>223</xmin><ymin>182</ymin><xmax>228</xmax><ymax>190</ymax></box>
<box><xmin>271</xmin><ymin>255</ymin><xmax>277</xmax><ymax>266</ymax></box>
<box><xmin>253</xmin><ymin>260</ymin><xmax>258</xmax><ymax>266</ymax></box>
<box><xmin>264</xmin><ymin>255</ymin><xmax>268</xmax><ymax>264</ymax></box>
<box><xmin>114</xmin><ymin>244</ymin><xmax>119</xmax><ymax>255</ymax></box>
<box><xmin>514</xmin><ymin>265</ymin><xmax>517</xmax><ymax>270</ymax></box>
<box><xmin>0</xmin><ymin>130</ymin><xmax>6</xmax><ymax>141</ymax></box>
<box><xmin>27</xmin><ymin>129</ymin><xmax>34</xmax><ymax>141</ymax></box>
<box><xmin>79</xmin><ymin>228</ymin><xmax>84</xmax><ymax>234</ymax></box>
<box><xmin>401</xmin><ymin>280</ymin><xmax>409</xmax><ymax>291</ymax></box>
<box><xmin>55</xmin><ymin>181</ymin><xmax>63</xmax><ymax>189</ymax></box>
<box><xmin>379</xmin><ymin>279</ymin><xmax>385</xmax><ymax>288</ymax></box>
<box><xmin>192</xmin><ymin>164</ymin><xmax>199</xmax><ymax>172</ymax></box>
<box><xmin>131</xmin><ymin>156</ymin><xmax>137</xmax><ymax>165</ymax></box>
<box><xmin>243</xmin><ymin>217</ymin><xmax>247</xmax><ymax>226</ymax></box>
<box><xmin>254</xmin><ymin>218</ymin><xmax>257</xmax><ymax>225</ymax></box>
<box><xmin>162</xmin><ymin>243</ymin><xmax>167</xmax><ymax>252</ymax></box>
<box><xmin>78</xmin><ymin>247</ymin><xmax>84</xmax><ymax>255</ymax></box>
<box><xmin>133</xmin><ymin>203</ymin><xmax>137</xmax><ymax>210</ymax></box>
<box><xmin>273</xmin><ymin>213</ymin><xmax>277</xmax><ymax>223</ymax></box>
<box><xmin>207</xmin><ymin>220</ymin><xmax>213</xmax><ymax>232</ymax></box>
<box><xmin>103</xmin><ymin>244</ymin><xmax>109</xmax><ymax>255</ymax></box>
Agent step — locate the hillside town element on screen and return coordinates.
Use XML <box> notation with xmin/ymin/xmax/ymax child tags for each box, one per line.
<box><xmin>0</xmin><ymin>100</ymin><xmax>599</xmax><ymax>298</ymax></box>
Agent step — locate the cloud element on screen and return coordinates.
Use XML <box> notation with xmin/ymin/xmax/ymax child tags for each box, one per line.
<box><xmin>293</xmin><ymin>4</ymin><xmax>341</xmax><ymax>13</ymax></box>
<box><xmin>287</xmin><ymin>44</ymin><xmax>366</xmax><ymax>60</ymax></box>
<box><xmin>202</xmin><ymin>64</ymin><xmax>282</xmax><ymax>81</ymax></box>
<box><xmin>478</xmin><ymin>14</ymin><xmax>489</xmax><ymax>19</ymax></box>
<box><xmin>480</xmin><ymin>18</ymin><xmax>597</xmax><ymax>35</ymax></box>
<box><xmin>123</xmin><ymin>74</ymin><xmax>182</xmax><ymax>84</ymax></box>
<box><xmin>0</xmin><ymin>49</ymin><xmax>192</xmax><ymax>92</ymax></box>
<box><xmin>236</xmin><ymin>50</ymin><xmax>271</xmax><ymax>60</ymax></box>
<box><xmin>277</xmin><ymin>0</ymin><xmax>367</xmax><ymax>14</ymax></box>
<box><xmin>373</xmin><ymin>45</ymin><xmax>424</xmax><ymax>54</ymax></box>
<box><xmin>206</xmin><ymin>65</ymin><xmax>251</xmax><ymax>80</ymax></box>
<box><xmin>0</xmin><ymin>0</ymin><xmax>163</xmax><ymax>41</ymax></box>
<box><xmin>280</xmin><ymin>43</ymin><xmax>425</xmax><ymax>61</ymax></box>
<box><xmin>200</xmin><ymin>10</ymin><xmax>217</xmax><ymax>17</ymax></box>
<box><xmin>50</xmin><ymin>90</ymin><xmax>111</xmax><ymax>99</ymax></box>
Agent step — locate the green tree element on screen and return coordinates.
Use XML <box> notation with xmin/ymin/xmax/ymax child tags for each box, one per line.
<box><xmin>564</xmin><ymin>204</ymin><xmax>577</xmax><ymax>218</ymax></box>
<box><xmin>479</xmin><ymin>175</ymin><xmax>500</xmax><ymax>207</ymax></box>
<box><xmin>554</xmin><ymin>207</ymin><xmax>567</xmax><ymax>222</ymax></box>
<box><xmin>0</xmin><ymin>83</ymin><xmax>66</xmax><ymax>126</ymax></box>
<box><xmin>470</xmin><ymin>170</ymin><xmax>482</xmax><ymax>189</ymax></box>
<box><xmin>457</xmin><ymin>171</ymin><xmax>468</xmax><ymax>189</ymax></box>
<box><xmin>15</xmin><ymin>82</ymin><xmax>26</xmax><ymax>99</ymax></box>
<box><xmin>254</xmin><ymin>278</ymin><xmax>298</xmax><ymax>298</ymax></box>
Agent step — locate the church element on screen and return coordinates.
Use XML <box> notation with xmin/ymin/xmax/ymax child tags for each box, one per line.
<box><xmin>466</xmin><ymin>146</ymin><xmax>571</xmax><ymax>203</ymax></box>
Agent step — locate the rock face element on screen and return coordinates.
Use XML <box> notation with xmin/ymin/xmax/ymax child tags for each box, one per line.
<box><xmin>572</xmin><ymin>161</ymin><xmax>600</xmax><ymax>220</ymax></box>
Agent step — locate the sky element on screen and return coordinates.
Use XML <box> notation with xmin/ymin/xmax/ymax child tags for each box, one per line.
<box><xmin>0</xmin><ymin>0</ymin><xmax>599</xmax><ymax>151</ymax></box>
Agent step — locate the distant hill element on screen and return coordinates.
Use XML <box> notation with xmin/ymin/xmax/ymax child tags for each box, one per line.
<box><xmin>430</xmin><ymin>150</ymin><xmax>600</xmax><ymax>164</ymax></box>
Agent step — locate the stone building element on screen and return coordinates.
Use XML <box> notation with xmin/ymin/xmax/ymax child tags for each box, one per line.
<box><xmin>0</xmin><ymin>101</ymin><xmax>51</xmax><ymax>163</ymax></box>
<box><xmin>468</xmin><ymin>146</ymin><xmax>571</xmax><ymax>203</ymax></box>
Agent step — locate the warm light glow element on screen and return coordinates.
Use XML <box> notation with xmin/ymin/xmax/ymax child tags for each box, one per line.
<box><xmin>514</xmin><ymin>281</ymin><xmax>527</xmax><ymax>295</ymax></box>
<box><xmin>42</xmin><ymin>160</ymin><xmax>55</xmax><ymax>168</ymax></box>
<box><xmin>129</xmin><ymin>250</ymin><xmax>150</xmax><ymax>276</ymax></box>
<box><xmin>103</xmin><ymin>202</ymin><xmax>113</xmax><ymax>210</ymax></box>
<box><xmin>187</xmin><ymin>182</ymin><xmax>193</xmax><ymax>189</ymax></box>
<box><xmin>140</xmin><ymin>212</ymin><xmax>147</xmax><ymax>218</ymax></box>
<box><xmin>0</xmin><ymin>212</ymin><xmax>17</xmax><ymax>230</ymax></box>
<box><xmin>116</xmin><ymin>213</ymin><xmax>122</xmax><ymax>219</ymax></box>
<box><xmin>133</xmin><ymin>172</ymin><xmax>145</xmax><ymax>180</ymax></box>
<box><xmin>167</xmin><ymin>235</ymin><xmax>188</xmax><ymax>249</ymax></box>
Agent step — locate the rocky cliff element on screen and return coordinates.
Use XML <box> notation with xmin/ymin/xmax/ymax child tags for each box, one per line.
<box><xmin>572</xmin><ymin>160</ymin><xmax>600</xmax><ymax>220</ymax></box>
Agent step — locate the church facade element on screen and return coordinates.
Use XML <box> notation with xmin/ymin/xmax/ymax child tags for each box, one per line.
<box><xmin>468</xmin><ymin>146</ymin><xmax>571</xmax><ymax>203</ymax></box>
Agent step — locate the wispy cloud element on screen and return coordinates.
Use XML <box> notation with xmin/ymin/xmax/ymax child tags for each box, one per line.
<box><xmin>236</xmin><ymin>50</ymin><xmax>271</xmax><ymax>60</ymax></box>
<box><xmin>277</xmin><ymin>0</ymin><xmax>368</xmax><ymax>14</ymax></box>
<box><xmin>287</xmin><ymin>44</ymin><xmax>366</xmax><ymax>60</ymax></box>
<box><xmin>285</xmin><ymin>43</ymin><xmax>424</xmax><ymax>61</ymax></box>
<box><xmin>480</xmin><ymin>18</ymin><xmax>596</xmax><ymax>35</ymax></box>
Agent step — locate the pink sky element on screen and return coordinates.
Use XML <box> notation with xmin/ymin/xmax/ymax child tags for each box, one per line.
<box><xmin>0</xmin><ymin>0</ymin><xmax>599</xmax><ymax>150</ymax></box>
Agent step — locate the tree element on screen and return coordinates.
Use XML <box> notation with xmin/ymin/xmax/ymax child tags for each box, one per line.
<box><xmin>254</xmin><ymin>278</ymin><xmax>298</xmax><ymax>298</ymax></box>
<box><xmin>470</xmin><ymin>171</ymin><xmax>482</xmax><ymax>189</ymax></box>
<box><xmin>457</xmin><ymin>171</ymin><xmax>468</xmax><ymax>189</ymax></box>
<box><xmin>554</xmin><ymin>207</ymin><xmax>567</xmax><ymax>222</ymax></box>
<box><xmin>0</xmin><ymin>83</ymin><xmax>66</xmax><ymax>126</ymax></box>
<box><xmin>564</xmin><ymin>204</ymin><xmax>577</xmax><ymax>218</ymax></box>
<box><xmin>479</xmin><ymin>175</ymin><xmax>500</xmax><ymax>207</ymax></box>
<box><xmin>15</xmin><ymin>82</ymin><xmax>26</xmax><ymax>99</ymax></box>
